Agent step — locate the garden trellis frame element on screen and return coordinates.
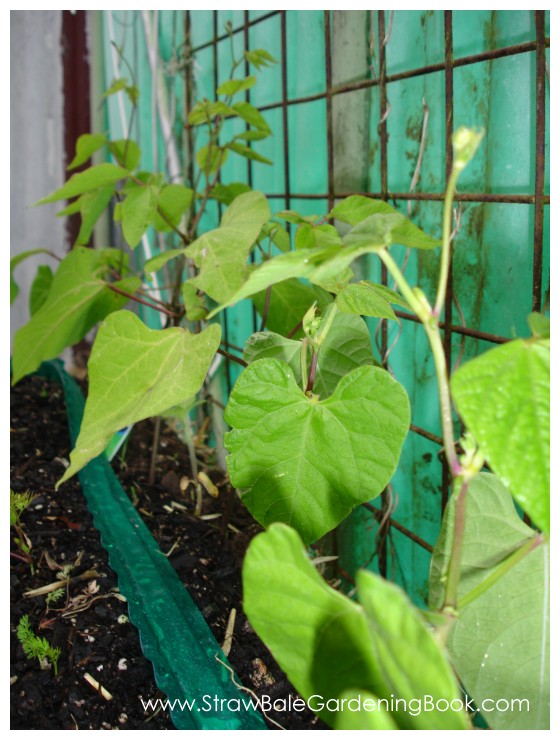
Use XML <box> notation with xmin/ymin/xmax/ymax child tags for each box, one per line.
<box><xmin>100</xmin><ymin>9</ymin><xmax>550</xmax><ymax>603</ymax></box>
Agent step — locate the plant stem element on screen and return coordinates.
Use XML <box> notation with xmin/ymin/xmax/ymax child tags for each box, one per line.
<box><xmin>378</xmin><ymin>249</ymin><xmax>427</xmax><ymax>319</ymax></box>
<box><xmin>378</xmin><ymin>155</ymin><xmax>469</xmax><ymax>618</ymax></box>
<box><xmin>458</xmin><ymin>533</ymin><xmax>547</xmax><ymax>611</ymax></box>
<box><xmin>442</xmin><ymin>477</ymin><xmax>468</xmax><ymax>610</ymax></box>
<box><xmin>424</xmin><ymin>323</ymin><xmax>461</xmax><ymax>476</ymax></box>
<box><xmin>434</xmin><ymin>167</ymin><xmax>460</xmax><ymax>320</ymax></box>
<box><xmin>305</xmin><ymin>350</ymin><xmax>319</xmax><ymax>394</ymax></box>
<box><xmin>259</xmin><ymin>286</ymin><xmax>272</xmax><ymax>332</ymax></box>
<box><xmin>148</xmin><ymin>416</ymin><xmax>162</xmax><ymax>486</ymax></box>
<box><xmin>300</xmin><ymin>338</ymin><xmax>309</xmax><ymax>391</ymax></box>
<box><xmin>107</xmin><ymin>284</ymin><xmax>179</xmax><ymax>318</ymax></box>
<box><xmin>378</xmin><ymin>250</ymin><xmax>460</xmax><ymax>475</ymax></box>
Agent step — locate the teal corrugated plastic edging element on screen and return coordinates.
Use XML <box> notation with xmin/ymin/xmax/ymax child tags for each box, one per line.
<box><xmin>37</xmin><ymin>360</ymin><xmax>267</xmax><ymax>731</ymax></box>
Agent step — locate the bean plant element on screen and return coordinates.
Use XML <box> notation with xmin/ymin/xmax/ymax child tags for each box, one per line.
<box><xmin>11</xmin><ymin>39</ymin><xmax>549</xmax><ymax>732</ymax></box>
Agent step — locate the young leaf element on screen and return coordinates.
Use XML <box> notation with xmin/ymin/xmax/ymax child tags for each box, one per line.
<box><xmin>295</xmin><ymin>223</ymin><xmax>342</xmax><ymax>250</ymax></box>
<box><xmin>76</xmin><ymin>186</ymin><xmax>114</xmax><ymax>246</ymax></box>
<box><xmin>216</xmin><ymin>75</ymin><xmax>256</xmax><ymax>96</ymax></box>
<box><xmin>67</xmin><ymin>133</ymin><xmax>107</xmax><ymax>170</ymax></box>
<box><xmin>12</xmin><ymin>248</ymin><xmax>140</xmax><ymax>384</ymax></box>
<box><xmin>35</xmin><ymin>164</ymin><xmax>129</xmax><ymax>205</ymax></box>
<box><xmin>243</xmin><ymin>523</ymin><xmax>468</xmax><ymax>729</ymax></box>
<box><xmin>528</xmin><ymin>312</ymin><xmax>550</xmax><ymax>339</ymax></box>
<box><xmin>429</xmin><ymin>474</ymin><xmax>549</xmax><ymax>730</ymax></box>
<box><xmin>330</xmin><ymin>195</ymin><xmax>440</xmax><ymax>249</ymax></box>
<box><xmin>206</xmin><ymin>245</ymin><xmax>340</xmax><ymax>317</ymax></box>
<box><xmin>259</xmin><ymin>222</ymin><xmax>291</xmax><ymax>252</ymax></box>
<box><xmin>275</xmin><ymin>210</ymin><xmax>319</xmax><ymax>225</ymax></box>
<box><xmin>29</xmin><ymin>265</ymin><xmax>53</xmax><ymax>316</ymax></box>
<box><xmin>102</xmin><ymin>77</ymin><xmax>128</xmax><ymax>99</ymax></box>
<box><xmin>309</xmin><ymin>214</ymin><xmax>403</xmax><ymax>285</ymax></box>
<box><xmin>121</xmin><ymin>184</ymin><xmax>159</xmax><ymax>248</ymax></box>
<box><xmin>210</xmin><ymin>182</ymin><xmax>252</xmax><ymax>206</ymax></box>
<box><xmin>245</xmin><ymin>48</ymin><xmax>277</xmax><ymax>70</ymax></box>
<box><xmin>313</xmin><ymin>267</ymin><xmax>354</xmax><ymax>295</ymax></box>
<box><xmin>244</xmin><ymin>312</ymin><xmax>375</xmax><ymax>399</ymax></box>
<box><xmin>143</xmin><ymin>248</ymin><xmax>184</xmax><ymax>275</ymax></box>
<box><xmin>58</xmin><ymin>312</ymin><xmax>221</xmax><ymax>485</ymax></box>
<box><xmin>234</xmin><ymin>130</ymin><xmax>270</xmax><ymax>142</ymax></box>
<box><xmin>230</xmin><ymin>101</ymin><xmax>271</xmax><ymax>133</ymax></box>
<box><xmin>251</xmin><ymin>278</ymin><xmax>328</xmax><ymax>337</ymax></box>
<box><xmin>243</xmin><ymin>332</ymin><xmax>301</xmax><ymax>372</ymax></box>
<box><xmin>226</xmin><ymin>141</ymin><xmax>272</xmax><ymax>166</ymax></box>
<box><xmin>56</xmin><ymin>199</ymin><xmax>83</xmax><ymax>217</ymax></box>
<box><xmin>182</xmin><ymin>282</ymin><xmax>208</xmax><ymax>321</ymax></box>
<box><xmin>311</xmin><ymin>312</ymin><xmax>376</xmax><ymax>397</ymax></box>
<box><xmin>336</xmin><ymin>281</ymin><xmax>407</xmax><ymax>320</ymax></box>
<box><xmin>125</xmin><ymin>84</ymin><xmax>139</xmax><ymax>105</ymax></box>
<box><xmin>10</xmin><ymin>249</ymin><xmax>52</xmax><ymax>304</ymax></box>
<box><xmin>187</xmin><ymin>99</ymin><xmax>235</xmax><ymax>126</ymax></box>
<box><xmin>451</xmin><ymin>337</ymin><xmax>550</xmax><ymax>531</ymax></box>
<box><xmin>109</xmin><ymin>139</ymin><xmax>141</xmax><ymax>171</ymax></box>
<box><xmin>225</xmin><ymin>360</ymin><xmax>409</xmax><ymax>544</ymax></box>
<box><xmin>196</xmin><ymin>144</ymin><xmax>228</xmax><ymax>175</ymax></box>
<box><xmin>153</xmin><ymin>184</ymin><xmax>193</xmax><ymax>232</ymax></box>
<box><xmin>187</xmin><ymin>190</ymin><xmax>270</xmax><ymax>303</ymax></box>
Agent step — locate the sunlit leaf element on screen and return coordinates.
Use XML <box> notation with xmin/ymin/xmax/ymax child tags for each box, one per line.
<box><xmin>187</xmin><ymin>191</ymin><xmax>270</xmax><ymax>303</ymax></box>
<box><xmin>452</xmin><ymin>337</ymin><xmax>550</xmax><ymax>531</ymax></box>
<box><xmin>35</xmin><ymin>164</ymin><xmax>129</xmax><ymax>205</ymax></box>
<box><xmin>58</xmin><ymin>312</ymin><xmax>221</xmax><ymax>485</ymax></box>
<box><xmin>12</xmin><ymin>248</ymin><xmax>139</xmax><ymax>384</ymax></box>
<box><xmin>29</xmin><ymin>265</ymin><xmax>53</xmax><ymax>316</ymax></box>
<box><xmin>225</xmin><ymin>360</ymin><xmax>409</xmax><ymax>543</ymax></box>
<box><xmin>121</xmin><ymin>184</ymin><xmax>159</xmax><ymax>248</ymax></box>
<box><xmin>67</xmin><ymin>133</ymin><xmax>107</xmax><ymax>170</ymax></box>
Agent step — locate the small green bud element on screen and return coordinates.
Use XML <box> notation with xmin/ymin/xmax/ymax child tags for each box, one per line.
<box><xmin>302</xmin><ymin>303</ymin><xmax>321</xmax><ymax>343</ymax></box>
<box><xmin>527</xmin><ymin>312</ymin><xmax>550</xmax><ymax>339</ymax></box>
<box><xmin>452</xmin><ymin>127</ymin><xmax>484</xmax><ymax>171</ymax></box>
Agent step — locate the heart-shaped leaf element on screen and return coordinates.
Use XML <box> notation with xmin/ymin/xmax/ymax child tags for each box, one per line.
<box><xmin>244</xmin><ymin>311</ymin><xmax>376</xmax><ymax>399</ymax></box>
<box><xmin>225</xmin><ymin>359</ymin><xmax>409</xmax><ymax>543</ymax></box>
<box><xmin>58</xmin><ymin>311</ymin><xmax>221</xmax><ymax>485</ymax></box>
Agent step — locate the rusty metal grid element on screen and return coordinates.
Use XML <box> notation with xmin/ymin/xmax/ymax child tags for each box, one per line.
<box><xmin>187</xmin><ymin>10</ymin><xmax>549</xmax><ymax>561</ymax></box>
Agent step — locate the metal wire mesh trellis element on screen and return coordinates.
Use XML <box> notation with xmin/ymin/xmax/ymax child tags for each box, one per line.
<box><xmin>100</xmin><ymin>10</ymin><xmax>550</xmax><ymax>605</ymax></box>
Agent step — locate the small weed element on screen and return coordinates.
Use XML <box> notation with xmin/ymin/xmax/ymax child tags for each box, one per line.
<box><xmin>17</xmin><ymin>615</ymin><xmax>61</xmax><ymax>675</ymax></box>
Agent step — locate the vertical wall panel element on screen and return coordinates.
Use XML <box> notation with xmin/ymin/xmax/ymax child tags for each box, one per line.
<box><xmin>98</xmin><ymin>10</ymin><xmax>549</xmax><ymax>606</ymax></box>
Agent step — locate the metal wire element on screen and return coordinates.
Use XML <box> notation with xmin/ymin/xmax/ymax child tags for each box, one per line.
<box><xmin>192</xmin><ymin>9</ymin><xmax>549</xmax><ymax>555</ymax></box>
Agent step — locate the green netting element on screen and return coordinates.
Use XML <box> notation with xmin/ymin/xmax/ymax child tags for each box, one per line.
<box><xmin>38</xmin><ymin>360</ymin><xmax>266</xmax><ymax>730</ymax></box>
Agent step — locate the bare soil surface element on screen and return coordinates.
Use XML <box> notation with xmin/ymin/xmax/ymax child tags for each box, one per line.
<box><xmin>10</xmin><ymin>373</ymin><xmax>325</xmax><ymax>730</ymax></box>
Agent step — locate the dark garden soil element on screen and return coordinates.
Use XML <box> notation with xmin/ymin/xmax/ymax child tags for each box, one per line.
<box><xmin>10</xmin><ymin>374</ymin><xmax>326</xmax><ymax>731</ymax></box>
